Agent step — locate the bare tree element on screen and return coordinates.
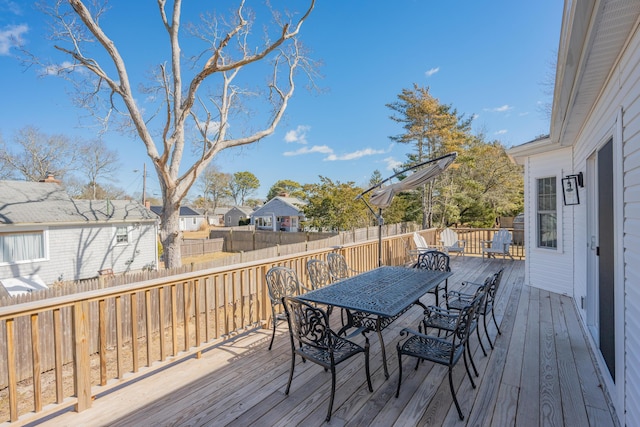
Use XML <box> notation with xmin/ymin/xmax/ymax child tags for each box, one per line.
<box><xmin>34</xmin><ymin>1</ymin><xmax>317</xmax><ymax>268</ymax></box>
<box><xmin>77</xmin><ymin>139</ymin><xmax>120</xmax><ymax>199</ymax></box>
<box><xmin>0</xmin><ymin>126</ymin><xmax>80</xmax><ymax>181</ymax></box>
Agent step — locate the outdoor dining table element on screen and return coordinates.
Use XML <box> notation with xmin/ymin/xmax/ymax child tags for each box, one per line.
<box><xmin>298</xmin><ymin>265</ymin><xmax>453</xmax><ymax>379</ymax></box>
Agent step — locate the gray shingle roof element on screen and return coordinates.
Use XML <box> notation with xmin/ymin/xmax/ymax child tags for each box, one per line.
<box><xmin>149</xmin><ymin>206</ymin><xmax>203</xmax><ymax>217</ymax></box>
<box><xmin>0</xmin><ymin>180</ymin><xmax>155</xmax><ymax>225</ymax></box>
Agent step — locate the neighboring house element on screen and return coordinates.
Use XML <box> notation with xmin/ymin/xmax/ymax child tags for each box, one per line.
<box><xmin>225</xmin><ymin>206</ymin><xmax>253</xmax><ymax>227</ymax></box>
<box><xmin>507</xmin><ymin>2</ymin><xmax>640</xmax><ymax>424</ymax></box>
<box><xmin>209</xmin><ymin>207</ymin><xmax>230</xmax><ymax>226</ymax></box>
<box><xmin>0</xmin><ymin>180</ymin><xmax>158</xmax><ymax>286</ymax></box>
<box><xmin>251</xmin><ymin>196</ymin><xmax>306</xmax><ymax>232</ymax></box>
<box><xmin>150</xmin><ymin>205</ymin><xmax>205</xmax><ymax>231</ymax></box>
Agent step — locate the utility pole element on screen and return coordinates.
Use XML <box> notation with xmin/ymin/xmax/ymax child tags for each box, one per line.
<box><xmin>142</xmin><ymin>163</ymin><xmax>147</xmax><ymax>206</ymax></box>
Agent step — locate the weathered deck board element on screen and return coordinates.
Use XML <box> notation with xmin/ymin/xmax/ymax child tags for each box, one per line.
<box><xmin>37</xmin><ymin>257</ymin><xmax>618</xmax><ymax>427</ymax></box>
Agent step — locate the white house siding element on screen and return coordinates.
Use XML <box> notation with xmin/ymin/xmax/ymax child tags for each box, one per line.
<box><xmin>522</xmin><ymin>147</ymin><xmax>574</xmax><ymax>296</ymax></box>
<box><xmin>0</xmin><ymin>223</ymin><xmax>157</xmax><ymax>284</ymax></box>
<box><xmin>556</xmin><ymin>24</ymin><xmax>640</xmax><ymax>426</ymax></box>
<box><xmin>619</xmin><ymin>31</ymin><xmax>640</xmax><ymax>427</ymax></box>
<box><xmin>179</xmin><ymin>216</ymin><xmax>204</xmax><ymax>232</ymax></box>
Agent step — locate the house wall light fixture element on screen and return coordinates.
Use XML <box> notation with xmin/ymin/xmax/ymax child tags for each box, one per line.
<box><xmin>562</xmin><ymin>172</ymin><xmax>583</xmax><ymax>205</ymax></box>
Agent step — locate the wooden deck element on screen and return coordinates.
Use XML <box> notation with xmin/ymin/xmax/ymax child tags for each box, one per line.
<box><xmin>38</xmin><ymin>257</ymin><xmax>618</xmax><ymax>426</ymax></box>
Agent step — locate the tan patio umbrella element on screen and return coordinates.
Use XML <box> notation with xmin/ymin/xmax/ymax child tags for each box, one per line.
<box><xmin>357</xmin><ymin>152</ymin><xmax>457</xmax><ymax>266</ymax></box>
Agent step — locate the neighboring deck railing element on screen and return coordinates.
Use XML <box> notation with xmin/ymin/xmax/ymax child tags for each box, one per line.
<box><xmin>0</xmin><ymin>227</ymin><xmax>523</xmax><ymax>424</ymax></box>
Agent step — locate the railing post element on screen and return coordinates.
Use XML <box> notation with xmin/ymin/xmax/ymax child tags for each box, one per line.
<box><xmin>73</xmin><ymin>300</ymin><xmax>91</xmax><ymax>412</ymax></box>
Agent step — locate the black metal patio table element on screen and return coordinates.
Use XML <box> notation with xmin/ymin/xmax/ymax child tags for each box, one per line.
<box><xmin>298</xmin><ymin>265</ymin><xmax>452</xmax><ymax>379</ymax></box>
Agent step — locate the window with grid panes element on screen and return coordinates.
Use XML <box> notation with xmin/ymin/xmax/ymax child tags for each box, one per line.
<box><xmin>537</xmin><ymin>177</ymin><xmax>557</xmax><ymax>248</ymax></box>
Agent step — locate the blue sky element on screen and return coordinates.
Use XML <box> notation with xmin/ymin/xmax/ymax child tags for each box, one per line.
<box><xmin>0</xmin><ymin>1</ymin><xmax>562</xmax><ymax>201</ymax></box>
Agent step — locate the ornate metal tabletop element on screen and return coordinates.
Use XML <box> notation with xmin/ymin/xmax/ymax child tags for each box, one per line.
<box><xmin>299</xmin><ymin>266</ymin><xmax>452</xmax><ymax>317</ymax></box>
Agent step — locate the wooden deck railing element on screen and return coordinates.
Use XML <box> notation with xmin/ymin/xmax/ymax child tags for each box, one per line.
<box><xmin>0</xmin><ymin>227</ymin><xmax>523</xmax><ymax>424</ymax></box>
<box><xmin>0</xmin><ymin>231</ymin><xmax>425</xmax><ymax>424</ymax></box>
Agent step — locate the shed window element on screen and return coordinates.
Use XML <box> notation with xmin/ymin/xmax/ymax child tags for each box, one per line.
<box><xmin>116</xmin><ymin>226</ymin><xmax>129</xmax><ymax>244</ymax></box>
<box><xmin>0</xmin><ymin>231</ymin><xmax>45</xmax><ymax>263</ymax></box>
<box><xmin>537</xmin><ymin>177</ymin><xmax>557</xmax><ymax>248</ymax></box>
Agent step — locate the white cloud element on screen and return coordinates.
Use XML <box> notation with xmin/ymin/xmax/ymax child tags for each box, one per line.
<box><xmin>284</xmin><ymin>125</ymin><xmax>311</xmax><ymax>144</ymax></box>
<box><xmin>384</xmin><ymin>157</ymin><xmax>403</xmax><ymax>171</ymax></box>
<box><xmin>43</xmin><ymin>61</ymin><xmax>90</xmax><ymax>76</ymax></box>
<box><xmin>518</xmin><ymin>112</ymin><xmax>529</xmax><ymax>117</ymax></box>
<box><xmin>283</xmin><ymin>145</ymin><xmax>333</xmax><ymax>156</ymax></box>
<box><xmin>495</xmin><ymin>129</ymin><xmax>508</xmax><ymax>135</ymax></box>
<box><xmin>0</xmin><ymin>24</ymin><xmax>28</xmax><ymax>55</ymax></box>
<box><xmin>2</xmin><ymin>2</ymin><xmax>23</xmax><ymax>15</ymax></box>
<box><xmin>283</xmin><ymin>143</ymin><xmax>389</xmax><ymax>162</ymax></box>
<box><xmin>325</xmin><ymin>147</ymin><xmax>387</xmax><ymax>161</ymax></box>
<box><xmin>484</xmin><ymin>105</ymin><xmax>513</xmax><ymax>113</ymax></box>
<box><xmin>425</xmin><ymin>67</ymin><xmax>440</xmax><ymax>77</ymax></box>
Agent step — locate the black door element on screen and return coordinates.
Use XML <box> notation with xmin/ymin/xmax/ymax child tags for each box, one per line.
<box><xmin>598</xmin><ymin>138</ymin><xmax>615</xmax><ymax>379</ymax></box>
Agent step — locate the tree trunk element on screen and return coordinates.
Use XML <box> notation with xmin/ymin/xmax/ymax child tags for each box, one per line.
<box><xmin>160</xmin><ymin>201</ymin><xmax>182</xmax><ymax>269</ymax></box>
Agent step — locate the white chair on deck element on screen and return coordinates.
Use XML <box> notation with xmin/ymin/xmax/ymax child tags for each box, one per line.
<box><xmin>440</xmin><ymin>228</ymin><xmax>465</xmax><ymax>257</ymax></box>
<box><xmin>481</xmin><ymin>229</ymin><xmax>514</xmax><ymax>260</ymax></box>
<box><xmin>413</xmin><ymin>232</ymin><xmax>431</xmax><ymax>252</ymax></box>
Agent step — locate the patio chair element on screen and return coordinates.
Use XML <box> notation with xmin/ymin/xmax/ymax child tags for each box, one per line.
<box><xmin>440</xmin><ymin>227</ymin><xmax>465</xmax><ymax>257</ymax></box>
<box><xmin>327</xmin><ymin>252</ymin><xmax>360</xmax><ymax>281</ymax></box>
<box><xmin>306</xmin><ymin>259</ymin><xmax>333</xmax><ymax>290</ymax></box>
<box><xmin>411</xmin><ymin>250</ymin><xmax>450</xmax><ymax>307</ymax></box>
<box><xmin>447</xmin><ymin>268</ymin><xmax>505</xmax><ymax>349</ymax></box>
<box><xmin>413</xmin><ymin>232</ymin><xmax>432</xmax><ymax>253</ymax></box>
<box><xmin>283</xmin><ymin>296</ymin><xmax>373</xmax><ymax>422</ymax></box>
<box><xmin>481</xmin><ymin>229</ymin><xmax>514</xmax><ymax>260</ymax></box>
<box><xmin>306</xmin><ymin>259</ymin><xmax>334</xmax><ymax>315</ymax></box>
<box><xmin>422</xmin><ymin>274</ymin><xmax>492</xmax><ymax>378</ymax></box>
<box><xmin>396</xmin><ymin>291</ymin><xmax>483</xmax><ymax>421</ymax></box>
<box><xmin>265</xmin><ymin>266</ymin><xmax>305</xmax><ymax>350</ymax></box>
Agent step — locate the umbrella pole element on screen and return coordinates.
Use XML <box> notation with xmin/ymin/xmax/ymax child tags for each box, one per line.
<box><xmin>377</xmin><ymin>208</ymin><xmax>383</xmax><ymax>267</ymax></box>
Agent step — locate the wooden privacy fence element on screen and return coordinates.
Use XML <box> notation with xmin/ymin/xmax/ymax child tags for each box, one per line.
<box><xmin>0</xmin><ymin>231</ymin><xmax>418</xmax><ymax>424</ymax></box>
<box><xmin>180</xmin><ymin>238</ymin><xmax>224</xmax><ymax>257</ymax></box>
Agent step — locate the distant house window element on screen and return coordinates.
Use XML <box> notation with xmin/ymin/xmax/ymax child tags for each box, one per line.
<box><xmin>116</xmin><ymin>226</ymin><xmax>129</xmax><ymax>244</ymax></box>
<box><xmin>537</xmin><ymin>177</ymin><xmax>557</xmax><ymax>248</ymax></box>
<box><xmin>0</xmin><ymin>231</ymin><xmax>45</xmax><ymax>263</ymax></box>
<box><xmin>192</xmin><ymin>218</ymin><xmax>196</xmax><ymax>225</ymax></box>
<box><xmin>256</xmin><ymin>216</ymin><xmax>273</xmax><ymax>228</ymax></box>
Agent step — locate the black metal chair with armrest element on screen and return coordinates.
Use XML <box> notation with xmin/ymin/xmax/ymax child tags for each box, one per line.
<box><xmin>282</xmin><ymin>296</ymin><xmax>373</xmax><ymax>422</ymax></box>
<box><xmin>265</xmin><ymin>266</ymin><xmax>305</xmax><ymax>350</ymax></box>
<box><xmin>396</xmin><ymin>291</ymin><xmax>484</xmax><ymax>421</ymax></box>
<box><xmin>306</xmin><ymin>258</ymin><xmax>334</xmax><ymax>315</ymax></box>
<box><xmin>422</xmin><ymin>275</ymin><xmax>491</xmax><ymax>377</ymax></box>
<box><xmin>327</xmin><ymin>252</ymin><xmax>360</xmax><ymax>282</ymax></box>
<box><xmin>412</xmin><ymin>250</ymin><xmax>451</xmax><ymax>307</ymax></box>
<box><xmin>446</xmin><ymin>268</ymin><xmax>504</xmax><ymax>349</ymax></box>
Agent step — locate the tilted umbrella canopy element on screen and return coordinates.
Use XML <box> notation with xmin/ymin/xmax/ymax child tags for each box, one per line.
<box><xmin>369</xmin><ymin>154</ymin><xmax>457</xmax><ymax>209</ymax></box>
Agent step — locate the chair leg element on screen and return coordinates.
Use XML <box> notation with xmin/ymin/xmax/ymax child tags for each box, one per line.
<box><xmin>395</xmin><ymin>347</ymin><xmax>403</xmax><ymax>398</ymax></box>
<box><xmin>462</xmin><ymin>347</ymin><xmax>476</xmax><ymax>389</ymax></box>
<box><xmin>285</xmin><ymin>353</ymin><xmax>296</xmax><ymax>395</ymax></box>
<box><xmin>449</xmin><ymin>367</ymin><xmax>465</xmax><ymax>421</ymax></box>
<box><xmin>326</xmin><ymin>366</ymin><xmax>336</xmax><ymax>422</ymax></box>
<box><xmin>268</xmin><ymin>310</ymin><xmax>277</xmax><ymax>351</ymax></box>
<box><xmin>484</xmin><ymin>314</ymin><xmax>494</xmax><ymax>349</ymax></box>
<box><xmin>476</xmin><ymin>324</ymin><xmax>487</xmax><ymax>356</ymax></box>
<box><xmin>492</xmin><ymin>310</ymin><xmax>502</xmax><ymax>335</ymax></box>
<box><xmin>467</xmin><ymin>344</ymin><xmax>479</xmax><ymax>377</ymax></box>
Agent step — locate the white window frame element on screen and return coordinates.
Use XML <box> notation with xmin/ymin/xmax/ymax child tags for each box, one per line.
<box><xmin>115</xmin><ymin>226</ymin><xmax>130</xmax><ymax>245</ymax></box>
<box><xmin>536</xmin><ymin>176</ymin><xmax>558</xmax><ymax>249</ymax></box>
<box><xmin>0</xmin><ymin>228</ymin><xmax>49</xmax><ymax>265</ymax></box>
